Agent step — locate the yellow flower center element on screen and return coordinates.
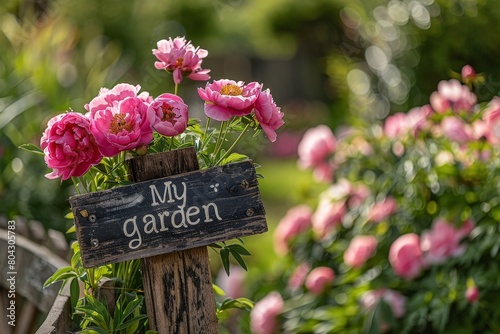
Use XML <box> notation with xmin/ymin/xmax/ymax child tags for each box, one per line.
<box><xmin>109</xmin><ymin>114</ymin><xmax>133</xmax><ymax>134</ymax></box>
<box><xmin>220</xmin><ymin>84</ymin><xmax>243</xmax><ymax>96</ymax></box>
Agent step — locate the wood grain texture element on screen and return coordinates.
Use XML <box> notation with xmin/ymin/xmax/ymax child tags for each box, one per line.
<box><xmin>128</xmin><ymin>148</ymin><xmax>218</xmax><ymax>334</ymax></box>
<box><xmin>71</xmin><ymin>152</ymin><xmax>267</xmax><ymax>268</ymax></box>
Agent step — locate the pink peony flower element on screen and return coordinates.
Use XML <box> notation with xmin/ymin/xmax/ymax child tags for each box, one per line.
<box><xmin>465</xmin><ymin>285</ymin><xmax>479</xmax><ymax>303</ymax></box>
<box><xmin>297</xmin><ymin>125</ymin><xmax>336</xmax><ymax>169</ymax></box>
<box><xmin>420</xmin><ymin>218</ymin><xmax>473</xmax><ymax>265</ymax></box>
<box><xmin>153</xmin><ymin>36</ymin><xmax>210</xmax><ymax>84</ymax></box>
<box><xmin>482</xmin><ymin>97</ymin><xmax>500</xmax><ymax>145</ymax></box>
<box><xmin>429</xmin><ymin>79</ymin><xmax>477</xmax><ymax>113</ymax></box>
<box><xmin>250</xmin><ymin>291</ymin><xmax>284</xmax><ymax>334</ymax></box>
<box><xmin>274</xmin><ymin>205</ymin><xmax>312</xmax><ymax>256</ymax></box>
<box><xmin>389</xmin><ymin>233</ymin><xmax>424</xmax><ymax>280</ymax></box>
<box><xmin>360</xmin><ymin>289</ymin><xmax>406</xmax><ymax>318</ymax></box>
<box><xmin>86</xmin><ymin>84</ymin><xmax>153</xmax><ymax>157</ymax></box>
<box><xmin>254</xmin><ymin>89</ymin><xmax>284</xmax><ymax>142</ymax></box>
<box><xmin>311</xmin><ymin>199</ymin><xmax>346</xmax><ymax>238</ymax></box>
<box><xmin>305</xmin><ymin>267</ymin><xmax>335</xmax><ymax>295</ymax></box>
<box><xmin>85</xmin><ymin>83</ymin><xmax>142</xmax><ymax>113</ymax></box>
<box><xmin>198</xmin><ymin>79</ymin><xmax>261</xmax><ymax>121</ymax></box>
<box><xmin>89</xmin><ymin>96</ymin><xmax>153</xmax><ymax>157</ymax></box>
<box><xmin>40</xmin><ymin>112</ymin><xmax>102</xmax><ymax>180</ymax></box>
<box><xmin>344</xmin><ymin>235</ymin><xmax>378</xmax><ymax>268</ymax></box>
<box><xmin>147</xmin><ymin>93</ymin><xmax>189</xmax><ymax>137</ymax></box>
<box><xmin>367</xmin><ymin>197</ymin><xmax>397</xmax><ymax>223</ymax></box>
<box><xmin>288</xmin><ymin>262</ymin><xmax>311</xmax><ymax>291</ymax></box>
<box><xmin>440</xmin><ymin>116</ymin><xmax>472</xmax><ymax>144</ymax></box>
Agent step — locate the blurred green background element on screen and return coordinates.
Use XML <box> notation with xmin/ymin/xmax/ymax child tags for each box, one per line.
<box><xmin>2</xmin><ymin>0</ymin><xmax>500</xmax><ymax>287</ymax></box>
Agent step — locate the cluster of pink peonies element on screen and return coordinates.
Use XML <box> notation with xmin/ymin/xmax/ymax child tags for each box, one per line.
<box><xmin>40</xmin><ymin>36</ymin><xmax>284</xmax><ymax>180</ymax></box>
<box><xmin>390</xmin><ymin>218</ymin><xmax>474</xmax><ymax>279</ymax></box>
<box><xmin>251</xmin><ymin>65</ymin><xmax>491</xmax><ymax>333</ymax></box>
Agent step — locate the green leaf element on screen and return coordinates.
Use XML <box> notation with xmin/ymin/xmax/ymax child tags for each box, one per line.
<box><xmin>80</xmin><ymin>328</ymin><xmax>107</xmax><ymax>334</ymax></box>
<box><xmin>218</xmin><ymin>297</ymin><xmax>254</xmax><ymax>312</ymax></box>
<box><xmin>116</xmin><ymin>315</ymin><xmax>149</xmax><ymax>331</ymax></box>
<box><xmin>213</xmin><ymin>284</ymin><xmax>226</xmax><ymax>296</ymax></box>
<box><xmin>220</xmin><ymin>248</ymin><xmax>230</xmax><ymax>276</ymax></box>
<box><xmin>66</xmin><ymin>224</ymin><xmax>76</xmax><ymax>234</ymax></box>
<box><xmin>219</xmin><ymin>153</ymin><xmax>248</xmax><ymax>165</ymax></box>
<box><xmin>228</xmin><ymin>244</ymin><xmax>251</xmax><ymax>256</ymax></box>
<box><xmin>18</xmin><ymin>143</ymin><xmax>44</xmax><ymax>155</ymax></box>
<box><xmin>229</xmin><ymin>248</ymin><xmax>248</xmax><ymax>271</ymax></box>
<box><xmin>70</xmin><ymin>278</ymin><xmax>80</xmax><ymax>316</ymax></box>
<box><xmin>43</xmin><ymin>266</ymin><xmax>76</xmax><ymax>288</ymax></box>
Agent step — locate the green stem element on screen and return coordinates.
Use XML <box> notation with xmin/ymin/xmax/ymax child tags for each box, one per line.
<box><xmin>71</xmin><ymin>177</ymin><xmax>81</xmax><ymax>195</ymax></box>
<box><xmin>168</xmin><ymin>136</ymin><xmax>174</xmax><ymax>151</ymax></box>
<box><xmin>174</xmin><ymin>83</ymin><xmax>179</xmax><ymax>96</ymax></box>
<box><xmin>213</xmin><ymin>120</ymin><xmax>227</xmax><ymax>159</ymax></box>
<box><xmin>215</xmin><ymin>123</ymin><xmax>251</xmax><ymax>166</ymax></box>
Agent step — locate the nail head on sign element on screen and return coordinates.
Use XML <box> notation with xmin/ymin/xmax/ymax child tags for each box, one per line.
<box><xmin>90</xmin><ymin>238</ymin><xmax>99</xmax><ymax>247</ymax></box>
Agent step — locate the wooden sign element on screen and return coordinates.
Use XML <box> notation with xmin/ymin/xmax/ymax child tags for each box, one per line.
<box><xmin>70</xmin><ymin>159</ymin><xmax>267</xmax><ymax>268</ymax></box>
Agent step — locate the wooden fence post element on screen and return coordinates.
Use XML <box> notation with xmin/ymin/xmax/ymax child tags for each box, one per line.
<box><xmin>70</xmin><ymin>146</ymin><xmax>268</xmax><ymax>333</ymax></box>
<box><xmin>126</xmin><ymin>147</ymin><xmax>217</xmax><ymax>333</ymax></box>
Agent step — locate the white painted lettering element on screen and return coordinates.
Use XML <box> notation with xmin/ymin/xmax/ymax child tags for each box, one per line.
<box><xmin>158</xmin><ymin>211</ymin><xmax>170</xmax><ymax>231</ymax></box>
<box><xmin>186</xmin><ymin>206</ymin><xmax>200</xmax><ymax>225</ymax></box>
<box><xmin>123</xmin><ymin>216</ymin><xmax>142</xmax><ymax>249</ymax></box>
<box><xmin>150</xmin><ymin>181</ymin><xmax>174</xmax><ymax>206</ymax></box>
<box><xmin>143</xmin><ymin>214</ymin><xmax>158</xmax><ymax>234</ymax></box>
<box><xmin>171</xmin><ymin>206</ymin><xmax>188</xmax><ymax>228</ymax></box>
<box><xmin>202</xmin><ymin>203</ymin><xmax>222</xmax><ymax>222</ymax></box>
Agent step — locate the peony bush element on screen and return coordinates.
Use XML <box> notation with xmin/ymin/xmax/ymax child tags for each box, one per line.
<box><xmin>251</xmin><ymin>66</ymin><xmax>500</xmax><ymax>333</ymax></box>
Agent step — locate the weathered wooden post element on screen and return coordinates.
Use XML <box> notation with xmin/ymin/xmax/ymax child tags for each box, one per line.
<box><xmin>70</xmin><ymin>147</ymin><xmax>267</xmax><ymax>333</ymax></box>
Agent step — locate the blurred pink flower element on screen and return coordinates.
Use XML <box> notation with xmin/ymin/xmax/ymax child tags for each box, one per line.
<box><xmin>274</xmin><ymin>205</ymin><xmax>312</xmax><ymax>256</ymax></box>
<box><xmin>198</xmin><ymin>79</ymin><xmax>261</xmax><ymax>121</ymax></box>
<box><xmin>384</xmin><ymin>113</ymin><xmax>408</xmax><ymax>139</ymax></box>
<box><xmin>250</xmin><ymin>291</ymin><xmax>284</xmax><ymax>334</ymax></box>
<box><xmin>312</xmin><ymin>162</ymin><xmax>335</xmax><ymax>183</ymax></box>
<box><xmin>420</xmin><ymin>218</ymin><xmax>473</xmax><ymax>265</ymax></box>
<box><xmin>360</xmin><ymin>288</ymin><xmax>405</xmax><ymax>318</ymax></box>
<box><xmin>344</xmin><ymin>235</ymin><xmax>378</xmax><ymax>268</ymax></box>
<box><xmin>441</xmin><ymin>116</ymin><xmax>472</xmax><ymax>144</ymax></box>
<box><xmin>153</xmin><ymin>36</ymin><xmax>210</xmax><ymax>84</ymax></box>
<box><xmin>389</xmin><ymin>233</ymin><xmax>424</xmax><ymax>280</ymax></box>
<box><xmin>407</xmin><ymin>105</ymin><xmax>433</xmax><ymax>134</ymax></box>
<box><xmin>461</xmin><ymin>65</ymin><xmax>476</xmax><ymax>83</ymax></box>
<box><xmin>305</xmin><ymin>266</ymin><xmax>335</xmax><ymax>295</ymax></box>
<box><xmin>367</xmin><ymin>197</ymin><xmax>397</xmax><ymax>223</ymax></box>
<box><xmin>147</xmin><ymin>93</ymin><xmax>188</xmax><ymax>137</ymax></box>
<box><xmin>465</xmin><ymin>285</ymin><xmax>479</xmax><ymax>303</ymax></box>
<box><xmin>254</xmin><ymin>89</ymin><xmax>284</xmax><ymax>142</ymax></box>
<box><xmin>311</xmin><ymin>199</ymin><xmax>346</xmax><ymax>238</ymax></box>
<box><xmin>429</xmin><ymin>79</ymin><xmax>477</xmax><ymax>113</ymax></box>
<box><xmin>482</xmin><ymin>97</ymin><xmax>500</xmax><ymax>145</ymax></box>
<box><xmin>288</xmin><ymin>262</ymin><xmax>311</xmax><ymax>291</ymax></box>
<box><xmin>216</xmin><ymin>265</ymin><xmax>246</xmax><ymax>299</ymax></box>
<box><xmin>41</xmin><ymin>112</ymin><xmax>102</xmax><ymax>180</ymax></box>
<box><xmin>297</xmin><ymin>125</ymin><xmax>336</xmax><ymax>169</ymax></box>
<box><xmin>348</xmin><ymin>183</ymin><xmax>371</xmax><ymax>208</ymax></box>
